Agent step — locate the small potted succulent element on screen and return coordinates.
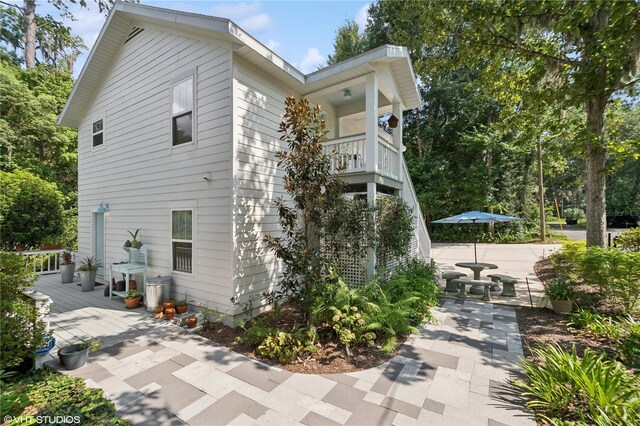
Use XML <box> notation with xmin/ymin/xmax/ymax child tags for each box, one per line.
<box><xmin>185</xmin><ymin>316</ymin><xmax>198</xmax><ymax>328</ymax></box>
<box><xmin>124</xmin><ymin>289</ymin><xmax>142</xmax><ymax>309</ymax></box>
<box><xmin>128</xmin><ymin>229</ymin><xmax>141</xmax><ymax>248</ymax></box>
<box><xmin>60</xmin><ymin>251</ymin><xmax>75</xmax><ymax>284</ymax></box>
<box><xmin>545</xmin><ymin>278</ymin><xmax>575</xmax><ymax>314</ymax></box>
<box><xmin>58</xmin><ymin>339</ymin><xmax>100</xmax><ymax>370</ymax></box>
<box><xmin>175</xmin><ymin>298</ymin><xmax>188</xmax><ymax>315</ymax></box>
<box><xmin>79</xmin><ymin>256</ymin><xmax>101</xmax><ymax>292</ymax></box>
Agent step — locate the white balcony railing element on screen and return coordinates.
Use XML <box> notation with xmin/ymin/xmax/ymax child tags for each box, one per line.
<box><xmin>323</xmin><ymin>129</ymin><xmax>399</xmax><ymax>180</ymax></box>
<box><xmin>14</xmin><ymin>249</ymin><xmax>65</xmax><ymax>275</ymax></box>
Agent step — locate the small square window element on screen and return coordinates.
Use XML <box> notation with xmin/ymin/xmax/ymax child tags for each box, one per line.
<box><xmin>92</xmin><ymin>119</ymin><xmax>104</xmax><ymax>147</ymax></box>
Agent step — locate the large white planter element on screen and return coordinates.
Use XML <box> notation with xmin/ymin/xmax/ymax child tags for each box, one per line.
<box><xmin>80</xmin><ymin>270</ymin><xmax>96</xmax><ymax>292</ymax></box>
<box><xmin>60</xmin><ymin>263</ymin><xmax>75</xmax><ymax>283</ymax></box>
<box><xmin>551</xmin><ymin>299</ymin><xmax>573</xmax><ymax>314</ymax></box>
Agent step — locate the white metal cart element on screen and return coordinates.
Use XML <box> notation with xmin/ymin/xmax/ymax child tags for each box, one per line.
<box><xmin>110</xmin><ymin>245</ymin><xmax>147</xmax><ymax>299</ymax></box>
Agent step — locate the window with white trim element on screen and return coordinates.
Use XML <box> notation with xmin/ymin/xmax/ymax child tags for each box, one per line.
<box><xmin>171</xmin><ymin>77</ymin><xmax>193</xmax><ymax>146</ymax></box>
<box><xmin>92</xmin><ymin>119</ymin><xmax>104</xmax><ymax>147</ymax></box>
<box><xmin>172</xmin><ymin>210</ymin><xmax>193</xmax><ymax>273</ymax></box>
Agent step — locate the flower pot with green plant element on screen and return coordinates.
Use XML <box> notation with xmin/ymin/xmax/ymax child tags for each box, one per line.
<box><xmin>175</xmin><ymin>295</ymin><xmax>188</xmax><ymax>314</ymax></box>
<box><xmin>564</xmin><ymin>208</ymin><xmax>585</xmax><ymax>226</ymax></box>
<box><xmin>545</xmin><ymin>278</ymin><xmax>575</xmax><ymax>314</ymax></box>
<box><xmin>79</xmin><ymin>256</ymin><xmax>101</xmax><ymax>292</ymax></box>
<box><xmin>57</xmin><ymin>339</ymin><xmax>100</xmax><ymax>370</ymax></box>
<box><xmin>124</xmin><ymin>289</ymin><xmax>142</xmax><ymax>309</ymax></box>
<box><xmin>60</xmin><ymin>251</ymin><xmax>75</xmax><ymax>284</ymax></box>
<box><xmin>128</xmin><ymin>229</ymin><xmax>140</xmax><ymax>248</ymax></box>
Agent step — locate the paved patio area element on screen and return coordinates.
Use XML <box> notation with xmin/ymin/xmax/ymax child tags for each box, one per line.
<box><xmin>432</xmin><ymin>242</ymin><xmax>561</xmax><ymax>308</ymax></box>
<box><xmin>33</xmin><ymin>274</ymin><xmax>535</xmax><ymax>425</ymax></box>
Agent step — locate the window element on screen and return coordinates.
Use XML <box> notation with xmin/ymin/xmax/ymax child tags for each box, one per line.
<box><xmin>92</xmin><ymin>119</ymin><xmax>103</xmax><ymax>147</ymax></box>
<box><xmin>172</xmin><ymin>77</ymin><xmax>193</xmax><ymax>146</ymax></box>
<box><xmin>172</xmin><ymin>210</ymin><xmax>193</xmax><ymax>273</ymax></box>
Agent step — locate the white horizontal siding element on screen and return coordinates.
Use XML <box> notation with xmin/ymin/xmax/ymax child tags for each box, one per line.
<box><xmin>232</xmin><ymin>57</ymin><xmax>300</xmax><ymax>313</ymax></box>
<box><xmin>77</xmin><ymin>26</ymin><xmax>235</xmax><ymax>313</ymax></box>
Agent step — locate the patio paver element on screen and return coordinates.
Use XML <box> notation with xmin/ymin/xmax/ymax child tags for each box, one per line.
<box><xmin>33</xmin><ymin>274</ymin><xmax>535</xmax><ymax>425</ymax></box>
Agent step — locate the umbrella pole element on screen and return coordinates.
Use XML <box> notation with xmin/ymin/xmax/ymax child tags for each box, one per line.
<box><xmin>473</xmin><ymin>219</ymin><xmax>478</xmax><ymax>263</ymax></box>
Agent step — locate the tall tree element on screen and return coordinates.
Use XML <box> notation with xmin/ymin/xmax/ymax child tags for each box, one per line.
<box><xmin>374</xmin><ymin>0</ymin><xmax>640</xmax><ymax>246</ymax></box>
<box><xmin>327</xmin><ymin>21</ymin><xmax>366</xmax><ymax>66</ymax></box>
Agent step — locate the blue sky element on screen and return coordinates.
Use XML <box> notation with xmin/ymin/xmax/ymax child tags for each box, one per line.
<box><xmin>30</xmin><ymin>1</ymin><xmax>371</xmax><ymax>76</ymax></box>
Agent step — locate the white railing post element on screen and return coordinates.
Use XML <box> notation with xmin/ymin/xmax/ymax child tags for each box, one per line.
<box><xmin>393</xmin><ymin>101</ymin><xmax>403</xmax><ymax>183</ymax></box>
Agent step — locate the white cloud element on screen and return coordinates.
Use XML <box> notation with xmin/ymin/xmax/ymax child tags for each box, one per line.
<box><xmin>266</xmin><ymin>39</ymin><xmax>281</xmax><ymax>52</ymax></box>
<box><xmin>297</xmin><ymin>47</ymin><xmax>324</xmax><ymax>74</ymax></box>
<box><xmin>210</xmin><ymin>2</ymin><xmax>272</xmax><ymax>32</ymax></box>
<box><xmin>238</xmin><ymin>13</ymin><xmax>272</xmax><ymax>32</ymax></box>
<box><xmin>355</xmin><ymin>3</ymin><xmax>370</xmax><ymax>30</ymax></box>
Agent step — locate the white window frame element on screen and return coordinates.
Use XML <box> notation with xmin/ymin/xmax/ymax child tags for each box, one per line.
<box><xmin>92</xmin><ymin>117</ymin><xmax>105</xmax><ymax>149</ymax></box>
<box><xmin>170</xmin><ymin>74</ymin><xmax>196</xmax><ymax>149</ymax></box>
<box><xmin>171</xmin><ymin>208</ymin><xmax>195</xmax><ymax>276</ymax></box>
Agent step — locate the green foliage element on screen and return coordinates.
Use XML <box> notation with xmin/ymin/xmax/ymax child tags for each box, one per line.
<box><xmin>263</xmin><ymin>97</ymin><xmax>345</xmax><ymax>310</ymax></box>
<box><xmin>617</xmin><ymin>227</ymin><xmax>640</xmax><ymax>252</ymax></box>
<box><xmin>0</xmin><ymin>253</ymin><xmax>46</xmax><ymax>371</ymax></box>
<box><xmin>125</xmin><ymin>289</ymin><xmax>141</xmax><ymax>299</ymax></box>
<box><xmin>567</xmin><ymin>310</ymin><xmax>640</xmax><ymax>367</ymax></box>
<box><xmin>0</xmin><ymin>369</ymin><xmax>130</xmax><ymax>424</ymax></box>
<box><xmin>78</xmin><ymin>256</ymin><xmax>101</xmax><ymax>272</ymax></box>
<box><xmin>323</xmin><ymin>197</ymin><xmax>375</xmax><ymax>264</ymax></box>
<box><xmin>0</xmin><ymin>169</ymin><xmax>64</xmax><ymax>249</ymax></box>
<box><xmin>327</xmin><ymin>21</ymin><xmax>367</xmax><ymax>66</ymax></box>
<box><xmin>545</xmin><ymin>278</ymin><xmax>575</xmax><ymax>301</ymax></box>
<box><xmin>515</xmin><ymin>344</ymin><xmax>640</xmax><ymax>425</ymax></box>
<box><xmin>564</xmin><ymin>208</ymin><xmax>585</xmax><ymax>222</ymax></box>
<box><xmin>376</xmin><ymin>196</ymin><xmax>414</xmax><ymax>266</ymax></box>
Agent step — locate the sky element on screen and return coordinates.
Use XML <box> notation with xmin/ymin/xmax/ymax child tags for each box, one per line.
<box><xmin>28</xmin><ymin>0</ymin><xmax>372</xmax><ymax>77</ymax></box>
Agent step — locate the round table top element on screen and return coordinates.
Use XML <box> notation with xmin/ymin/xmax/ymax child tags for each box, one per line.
<box><xmin>455</xmin><ymin>262</ymin><xmax>498</xmax><ymax>270</ymax></box>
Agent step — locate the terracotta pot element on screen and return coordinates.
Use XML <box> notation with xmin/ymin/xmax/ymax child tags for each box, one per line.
<box><xmin>163</xmin><ymin>300</ymin><xmax>175</xmax><ymax>311</ymax></box>
<box><xmin>551</xmin><ymin>299</ymin><xmax>573</xmax><ymax>314</ymax></box>
<box><xmin>154</xmin><ymin>306</ymin><xmax>163</xmax><ymax>314</ymax></box>
<box><xmin>176</xmin><ymin>304</ymin><xmax>188</xmax><ymax>315</ymax></box>
<box><xmin>40</xmin><ymin>244</ymin><xmax>62</xmax><ymax>250</ymax></box>
<box><xmin>125</xmin><ymin>296</ymin><xmax>142</xmax><ymax>309</ymax></box>
<box><xmin>186</xmin><ymin>316</ymin><xmax>197</xmax><ymax>328</ymax></box>
<box><xmin>129</xmin><ymin>279</ymin><xmax>137</xmax><ymax>290</ymax></box>
<box><xmin>164</xmin><ymin>308</ymin><xmax>175</xmax><ymax>320</ymax></box>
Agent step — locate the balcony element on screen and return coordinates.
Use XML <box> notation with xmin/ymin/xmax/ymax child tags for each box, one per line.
<box><xmin>323</xmin><ymin>128</ymin><xmax>400</xmax><ymax>181</ymax></box>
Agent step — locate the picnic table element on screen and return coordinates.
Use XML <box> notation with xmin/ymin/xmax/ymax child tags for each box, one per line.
<box><xmin>455</xmin><ymin>262</ymin><xmax>498</xmax><ymax>280</ymax></box>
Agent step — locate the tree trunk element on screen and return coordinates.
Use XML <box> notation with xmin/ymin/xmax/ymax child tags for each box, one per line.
<box><xmin>24</xmin><ymin>0</ymin><xmax>36</xmax><ymax>69</ymax></box>
<box><xmin>584</xmin><ymin>97</ymin><xmax>607</xmax><ymax>247</ymax></box>
<box><xmin>537</xmin><ymin>139</ymin><xmax>546</xmax><ymax>242</ymax></box>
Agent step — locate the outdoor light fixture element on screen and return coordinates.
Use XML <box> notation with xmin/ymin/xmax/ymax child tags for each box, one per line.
<box><xmin>96</xmin><ymin>201</ymin><xmax>109</xmax><ymax>213</ymax></box>
<box><xmin>388</xmin><ymin>114</ymin><xmax>399</xmax><ymax>128</ymax></box>
<box><xmin>343</xmin><ymin>89</ymin><xmax>352</xmax><ymax>99</ymax></box>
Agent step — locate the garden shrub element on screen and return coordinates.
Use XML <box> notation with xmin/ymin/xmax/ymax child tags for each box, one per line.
<box><xmin>617</xmin><ymin>227</ymin><xmax>640</xmax><ymax>252</ymax></box>
<box><xmin>0</xmin><ymin>170</ymin><xmax>64</xmax><ymax>250</ymax></box>
<box><xmin>516</xmin><ymin>344</ymin><xmax>640</xmax><ymax>424</ymax></box>
<box><xmin>549</xmin><ymin>241</ymin><xmax>586</xmax><ymax>278</ymax></box>
<box><xmin>563</xmin><ymin>208</ymin><xmax>585</xmax><ymax>223</ymax></box>
<box><xmin>0</xmin><ymin>369</ymin><xmax>130</xmax><ymax>424</ymax></box>
<box><xmin>376</xmin><ymin>196</ymin><xmax>414</xmax><ymax>266</ymax></box>
<box><xmin>0</xmin><ymin>253</ymin><xmax>46</xmax><ymax>371</ymax></box>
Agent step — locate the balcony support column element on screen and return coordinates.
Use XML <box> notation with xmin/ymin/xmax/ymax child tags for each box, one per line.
<box><xmin>393</xmin><ymin>101</ymin><xmax>403</xmax><ymax>186</ymax></box>
<box><xmin>367</xmin><ymin>181</ymin><xmax>377</xmax><ymax>279</ymax></box>
<box><xmin>365</xmin><ymin>74</ymin><xmax>378</xmax><ymax>173</ymax></box>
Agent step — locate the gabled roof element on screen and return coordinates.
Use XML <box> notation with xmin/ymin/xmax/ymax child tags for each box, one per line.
<box><xmin>58</xmin><ymin>2</ymin><xmax>422</xmax><ymax>128</ymax></box>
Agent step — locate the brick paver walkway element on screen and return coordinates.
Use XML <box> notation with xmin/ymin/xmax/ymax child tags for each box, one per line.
<box><xmin>35</xmin><ymin>276</ymin><xmax>535</xmax><ymax>425</ymax></box>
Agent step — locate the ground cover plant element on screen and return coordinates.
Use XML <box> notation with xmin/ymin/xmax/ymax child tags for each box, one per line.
<box><xmin>0</xmin><ymin>369</ymin><xmax>130</xmax><ymax>425</ymax></box>
<box><xmin>516</xmin><ymin>236</ymin><xmax>640</xmax><ymax>424</ymax></box>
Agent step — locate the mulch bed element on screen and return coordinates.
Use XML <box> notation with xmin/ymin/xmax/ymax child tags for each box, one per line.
<box><xmin>515</xmin><ymin>257</ymin><xmax>619</xmax><ymax>361</ymax></box>
<box><xmin>199</xmin><ymin>303</ymin><xmax>400</xmax><ymax>374</ymax></box>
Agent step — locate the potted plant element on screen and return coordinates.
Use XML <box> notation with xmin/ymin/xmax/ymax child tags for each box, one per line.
<box><xmin>128</xmin><ymin>229</ymin><xmax>140</xmax><ymax>248</ymax></box>
<box><xmin>164</xmin><ymin>307</ymin><xmax>175</xmax><ymax>321</ymax></box>
<box><xmin>163</xmin><ymin>300</ymin><xmax>175</xmax><ymax>311</ymax></box>
<box><xmin>60</xmin><ymin>251</ymin><xmax>75</xmax><ymax>284</ymax></box>
<box><xmin>57</xmin><ymin>339</ymin><xmax>100</xmax><ymax>370</ymax></box>
<box><xmin>175</xmin><ymin>298</ymin><xmax>188</xmax><ymax>315</ymax></box>
<box><xmin>185</xmin><ymin>316</ymin><xmax>198</xmax><ymax>328</ymax></box>
<box><xmin>153</xmin><ymin>306</ymin><xmax>163</xmax><ymax>319</ymax></box>
<box><xmin>124</xmin><ymin>289</ymin><xmax>142</xmax><ymax>309</ymax></box>
<box><xmin>545</xmin><ymin>278</ymin><xmax>575</xmax><ymax>314</ymax></box>
<box><xmin>79</xmin><ymin>256</ymin><xmax>101</xmax><ymax>292</ymax></box>
<box><xmin>564</xmin><ymin>208</ymin><xmax>585</xmax><ymax>225</ymax></box>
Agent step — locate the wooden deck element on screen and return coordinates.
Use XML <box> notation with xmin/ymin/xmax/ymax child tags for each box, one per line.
<box><xmin>32</xmin><ymin>273</ymin><xmax>174</xmax><ymax>362</ymax></box>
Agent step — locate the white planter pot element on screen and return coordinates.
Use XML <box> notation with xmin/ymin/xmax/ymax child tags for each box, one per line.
<box><xmin>60</xmin><ymin>263</ymin><xmax>75</xmax><ymax>283</ymax></box>
<box><xmin>551</xmin><ymin>299</ymin><xmax>573</xmax><ymax>314</ymax></box>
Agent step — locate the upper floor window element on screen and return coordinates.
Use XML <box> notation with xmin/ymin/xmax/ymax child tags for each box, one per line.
<box><xmin>92</xmin><ymin>119</ymin><xmax>104</xmax><ymax>147</ymax></box>
<box><xmin>172</xmin><ymin>77</ymin><xmax>193</xmax><ymax>146</ymax></box>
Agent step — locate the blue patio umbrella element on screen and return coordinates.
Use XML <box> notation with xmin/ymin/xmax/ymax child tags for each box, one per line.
<box><xmin>431</xmin><ymin>210</ymin><xmax>523</xmax><ymax>263</ymax></box>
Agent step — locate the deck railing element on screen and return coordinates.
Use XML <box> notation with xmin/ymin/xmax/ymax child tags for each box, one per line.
<box><xmin>15</xmin><ymin>249</ymin><xmax>66</xmax><ymax>275</ymax></box>
<box><xmin>323</xmin><ymin>129</ymin><xmax>399</xmax><ymax>180</ymax></box>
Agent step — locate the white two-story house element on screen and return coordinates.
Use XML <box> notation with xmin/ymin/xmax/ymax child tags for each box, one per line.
<box><xmin>58</xmin><ymin>2</ymin><xmax>431</xmax><ymax>318</ymax></box>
